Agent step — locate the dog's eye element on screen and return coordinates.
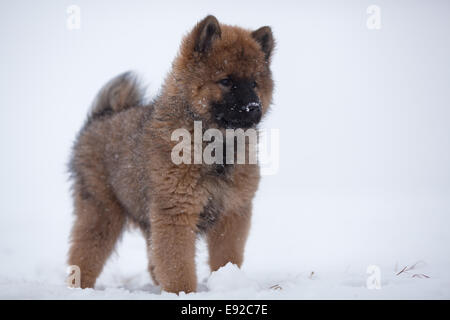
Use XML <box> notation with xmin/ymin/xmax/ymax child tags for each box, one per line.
<box><xmin>252</xmin><ymin>81</ymin><xmax>258</xmax><ymax>88</ymax></box>
<box><xmin>219</xmin><ymin>78</ymin><xmax>232</xmax><ymax>87</ymax></box>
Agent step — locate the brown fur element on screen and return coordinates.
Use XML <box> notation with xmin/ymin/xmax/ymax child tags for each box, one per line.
<box><xmin>67</xmin><ymin>15</ymin><xmax>275</xmax><ymax>293</ymax></box>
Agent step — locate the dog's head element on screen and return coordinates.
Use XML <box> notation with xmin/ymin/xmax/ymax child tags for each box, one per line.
<box><xmin>171</xmin><ymin>15</ymin><xmax>275</xmax><ymax>129</ymax></box>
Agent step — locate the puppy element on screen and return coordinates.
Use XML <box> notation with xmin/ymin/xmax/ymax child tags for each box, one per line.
<box><xmin>68</xmin><ymin>15</ymin><xmax>275</xmax><ymax>293</ymax></box>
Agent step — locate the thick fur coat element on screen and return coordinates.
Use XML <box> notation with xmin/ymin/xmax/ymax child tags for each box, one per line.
<box><xmin>68</xmin><ymin>15</ymin><xmax>275</xmax><ymax>293</ymax></box>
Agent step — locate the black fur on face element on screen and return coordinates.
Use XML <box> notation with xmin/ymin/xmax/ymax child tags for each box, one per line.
<box><xmin>212</xmin><ymin>76</ymin><xmax>262</xmax><ymax>129</ymax></box>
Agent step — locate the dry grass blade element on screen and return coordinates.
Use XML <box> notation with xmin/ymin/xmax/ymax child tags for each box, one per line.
<box><xmin>396</xmin><ymin>266</ymin><xmax>408</xmax><ymax>276</ymax></box>
<box><xmin>270</xmin><ymin>284</ymin><xmax>282</xmax><ymax>290</ymax></box>
<box><xmin>396</xmin><ymin>261</ymin><xmax>430</xmax><ymax>278</ymax></box>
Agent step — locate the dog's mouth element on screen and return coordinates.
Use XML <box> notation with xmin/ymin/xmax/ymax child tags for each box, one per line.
<box><xmin>213</xmin><ymin>102</ymin><xmax>262</xmax><ymax>129</ymax></box>
<box><xmin>214</xmin><ymin>114</ymin><xmax>257</xmax><ymax>129</ymax></box>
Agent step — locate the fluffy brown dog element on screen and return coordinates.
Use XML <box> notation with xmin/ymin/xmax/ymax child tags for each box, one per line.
<box><xmin>68</xmin><ymin>15</ymin><xmax>275</xmax><ymax>293</ymax></box>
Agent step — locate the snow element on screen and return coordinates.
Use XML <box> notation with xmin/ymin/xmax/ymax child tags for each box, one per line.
<box><xmin>1</xmin><ymin>0</ymin><xmax>450</xmax><ymax>299</ymax></box>
<box><xmin>1</xmin><ymin>192</ymin><xmax>449</xmax><ymax>299</ymax></box>
<box><xmin>207</xmin><ymin>263</ymin><xmax>259</xmax><ymax>293</ymax></box>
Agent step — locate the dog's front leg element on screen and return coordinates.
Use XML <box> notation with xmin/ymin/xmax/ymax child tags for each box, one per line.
<box><xmin>150</xmin><ymin>205</ymin><xmax>198</xmax><ymax>294</ymax></box>
<box><xmin>207</xmin><ymin>205</ymin><xmax>252</xmax><ymax>272</ymax></box>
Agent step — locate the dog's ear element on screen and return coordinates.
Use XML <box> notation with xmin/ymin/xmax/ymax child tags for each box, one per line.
<box><xmin>194</xmin><ymin>15</ymin><xmax>222</xmax><ymax>53</ymax></box>
<box><xmin>252</xmin><ymin>26</ymin><xmax>274</xmax><ymax>60</ymax></box>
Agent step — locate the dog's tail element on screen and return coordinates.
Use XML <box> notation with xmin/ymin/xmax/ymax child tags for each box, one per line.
<box><xmin>89</xmin><ymin>71</ymin><xmax>144</xmax><ymax>120</ymax></box>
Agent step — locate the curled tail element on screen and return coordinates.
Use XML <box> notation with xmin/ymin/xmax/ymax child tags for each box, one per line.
<box><xmin>89</xmin><ymin>71</ymin><xmax>144</xmax><ymax>120</ymax></box>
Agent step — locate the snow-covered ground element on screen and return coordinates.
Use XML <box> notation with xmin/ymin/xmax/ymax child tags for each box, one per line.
<box><xmin>1</xmin><ymin>191</ymin><xmax>450</xmax><ymax>299</ymax></box>
<box><xmin>1</xmin><ymin>0</ymin><xmax>449</xmax><ymax>299</ymax></box>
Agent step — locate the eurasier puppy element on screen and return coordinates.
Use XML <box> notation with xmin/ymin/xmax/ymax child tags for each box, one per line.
<box><xmin>68</xmin><ymin>15</ymin><xmax>275</xmax><ymax>293</ymax></box>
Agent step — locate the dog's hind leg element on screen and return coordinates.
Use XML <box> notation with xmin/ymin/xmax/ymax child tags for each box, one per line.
<box><xmin>141</xmin><ymin>228</ymin><xmax>159</xmax><ymax>286</ymax></box>
<box><xmin>67</xmin><ymin>186</ymin><xmax>126</xmax><ymax>289</ymax></box>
